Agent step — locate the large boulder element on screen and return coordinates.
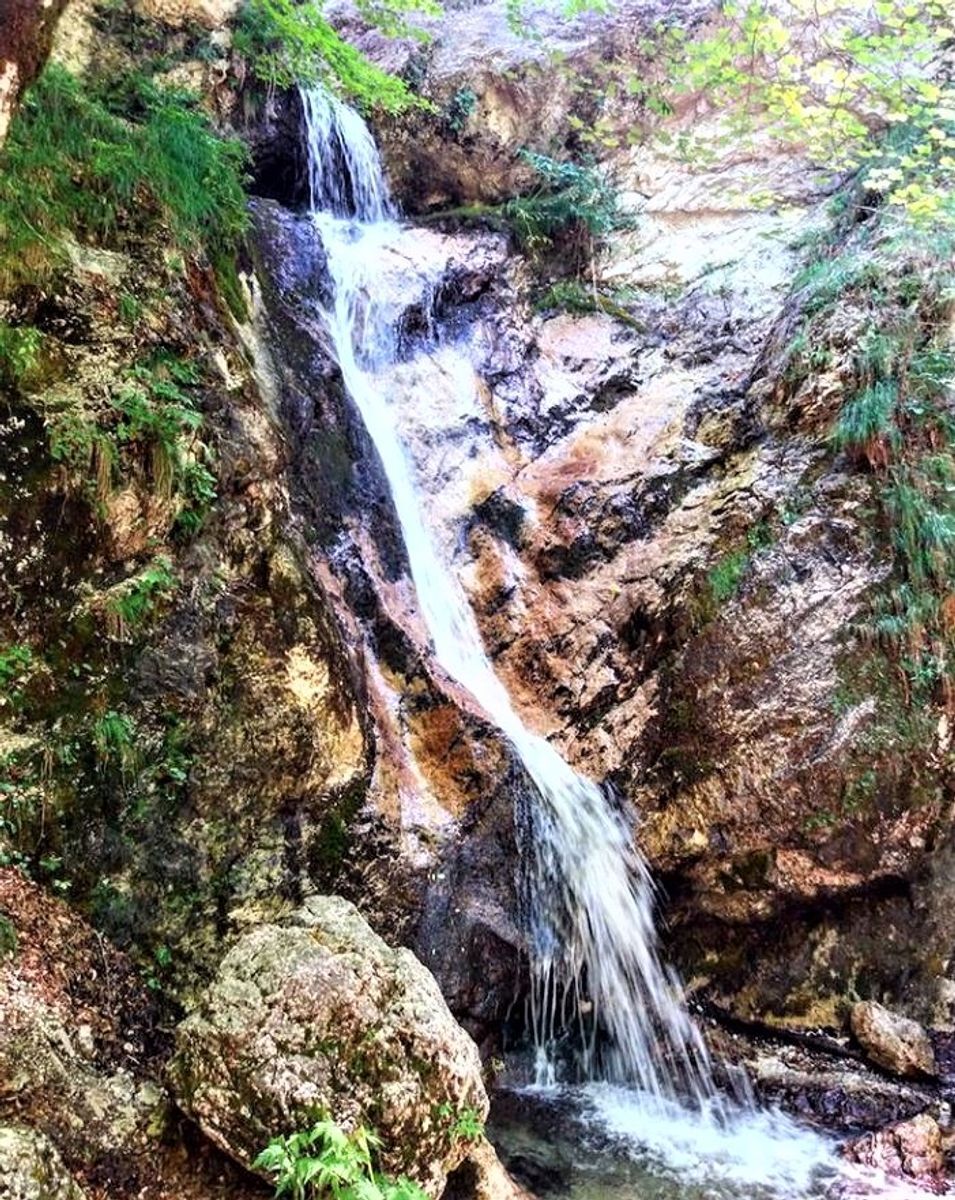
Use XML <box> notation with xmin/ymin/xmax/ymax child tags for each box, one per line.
<box><xmin>0</xmin><ymin>1127</ymin><xmax>86</xmax><ymax>1200</ymax></box>
<box><xmin>850</xmin><ymin>1002</ymin><xmax>937</xmax><ymax>1080</ymax></box>
<box><xmin>169</xmin><ymin>896</ymin><xmax>490</xmax><ymax>1197</ymax></box>
<box><xmin>842</xmin><ymin>1113</ymin><xmax>949</xmax><ymax>1194</ymax></box>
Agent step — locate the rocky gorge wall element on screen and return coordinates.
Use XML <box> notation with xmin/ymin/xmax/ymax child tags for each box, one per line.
<box><xmin>1</xmin><ymin>0</ymin><xmax>954</xmax><ymax>1195</ymax></box>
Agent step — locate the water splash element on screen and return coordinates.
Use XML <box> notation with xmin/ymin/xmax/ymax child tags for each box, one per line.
<box><xmin>298</xmin><ymin>84</ymin><xmax>716</xmax><ymax>1103</ymax></box>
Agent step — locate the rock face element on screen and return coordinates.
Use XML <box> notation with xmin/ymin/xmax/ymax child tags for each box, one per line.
<box><xmin>0</xmin><ymin>1127</ymin><xmax>86</xmax><ymax>1200</ymax></box>
<box><xmin>842</xmin><ymin>1114</ymin><xmax>949</xmax><ymax>1193</ymax></box>
<box><xmin>363</xmin><ymin>0</ymin><xmax>713</xmax><ymax>210</ymax></box>
<box><xmin>0</xmin><ymin>0</ymin><xmax>71</xmax><ymax>147</ymax></box>
<box><xmin>0</xmin><ymin>869</ymin><xmax>260</xmax><ymax>1200</ymax></box>
<box><xmin>850</xmin><ymin>1002</ymin><xmax>937</xmax><ymax>1080</ymax></box>
<box><xmin>170</xmin><ymin>896</ymin><xmax>490</xmax><ymax>1197</ymax></box>
<box><xmin>310</xmin><ymin>0</ymin><xmax>955</xmax><ymax>1037</ymax></box>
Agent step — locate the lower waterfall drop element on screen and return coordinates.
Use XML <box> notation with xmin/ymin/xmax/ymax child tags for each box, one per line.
<box><xmin>296</xmin><ymin>84</ymin><xmax>719</xmax><ymax>1105</ymax></box>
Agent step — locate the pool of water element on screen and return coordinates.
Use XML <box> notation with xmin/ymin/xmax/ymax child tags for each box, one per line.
<box><xmin>489</xmin><ymin>1084</ymin><xmax>939</xmax><ymax>1200</ymax></box>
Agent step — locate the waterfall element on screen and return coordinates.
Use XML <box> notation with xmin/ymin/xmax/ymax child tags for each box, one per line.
<box><xmin>297</xmin><ymin>86</ymin><xmax>719</xmax><ymax>1106</ymax></box>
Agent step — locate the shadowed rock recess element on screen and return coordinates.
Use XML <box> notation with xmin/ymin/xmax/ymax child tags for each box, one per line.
<box><xmin>1</xmin><ymin>0</ymin><xmax>955</xmax><ymax>1195</ymax></box>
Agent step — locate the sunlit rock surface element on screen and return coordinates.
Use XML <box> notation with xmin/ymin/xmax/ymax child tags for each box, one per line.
<box><xmin>304</xmin><ymin>0</ymin><xmax>955</xmax><ymax>1036</ymax></box>
<box><xmin>850</xmin><ymin>1002</ymin><xmax>938</xmax><ymax>1081</ymax></box>
<box><xmin>170</xmin><ymin>896</ymin><xmax>490</xmax><ymax>1198</ymax></box>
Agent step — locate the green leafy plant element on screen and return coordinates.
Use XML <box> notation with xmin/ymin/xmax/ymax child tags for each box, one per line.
<box><xmin>435</xmin><ymin>1103</ymin><xmax>484</xmax><ymax>1144</ymax></box>
<box><xmin>0</xmin><ymin>324</ymin><xmax>43</xmax><ymax>385</ymax></box>
<box><xmin>48</xmin><ymin>407</ymin><xmax>117</xmax><ymax>502</ymax></box>
<box><xmin>0</xmin><ymin>644</ymin><xmax>33</xmax><ymax>699</ymax></box>
<box><xmin>504</xmin><ymin>150</ymin><xmax>629</xmax><ymax>257</ymax></box>
<box><xmin>444</xmin><ymin>86</ymin><xmax>477</xmax><ymax>134</ymax></box>
<box><xmin>235</xmin><ymin>0</ymin><xmax>435</xmax><ymax>113</ymax></box>
<box><xmin>112</xmin><ymin>363</ymin><xmax>204</xmax><ymax>498</ymax></box>
<box><xmin>0</xmin><ymin>748</ymin><xmax>43</xmax><ymax>871</ymax></box>
<box><xmin>0</xmin><ymin>914</ymin><xmax>17</xmax><ymax>960</ymax></box>
<box><xmin>783</xmin><ymin>192</ymin><xmax>955</xmax><ymax>702</ymax></box>
<box><xmin>0</xmin><ymin>64</ymin><xmax>248</xmax><ymax>288</ymax></box>
<box><xmin>105</xmin><ymin>556</ymin><xmax>176</xmax><ymax>638</ymax></box>
<box><xmin>254</xmin><ymin>1119</ymin><xmax>429</xmax><ymax>1200</ymax></box>
<box><xmin>48</xmin><ymin>354</ymin><xmax>216</xmax><ymax>521</ymax></box>
<box><xmin>92</xmin><ymin>710</ymin><xmax>138</xmax><ymax>771</ymax></box>
<box><xmin>664</xmin><ymin>0</ymin><xmax>955</xmax><ymax>225</ymax></box>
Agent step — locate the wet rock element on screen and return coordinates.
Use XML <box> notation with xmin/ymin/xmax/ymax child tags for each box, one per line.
<box><xmin>0</xmin><ymin>1127</ymin><xmax>86</xmax><ymax>1200</ymax></box>
<box><xmin>842</xmin><ymin>1113</ymin><xmax>949</xmax><ymax>1193</ymax></box>
<box><xmin>170</xmin><ymin>895</ymin><xmax>489</xmax><ymax>1197</ymax></box>
<box><xmin>736</xmin><ymin>1049</ymin><xmax>938</xmax><ymax>1132</ymax></box>
<box><xmin>850</xmin><ymin>1002</ymin><xmax>937</xmax><ymax>1080</ymax></box>
<box><xmin>442</xmin><ymin>1138</ymin><xmax>531</xmax><ymax>1200</ymax></box>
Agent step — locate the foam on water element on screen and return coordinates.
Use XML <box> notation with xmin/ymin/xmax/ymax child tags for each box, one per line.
<box><xmin>586</xmin><ymin>1083</ymin><xmax>836</xmax><ymax>1196</ymax></box>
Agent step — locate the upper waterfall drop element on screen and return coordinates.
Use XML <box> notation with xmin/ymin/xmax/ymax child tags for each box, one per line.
<box><xmin>297</xmin><ymin>83</ymin><xmax>720</xmax><ymax>1106</ymax></box>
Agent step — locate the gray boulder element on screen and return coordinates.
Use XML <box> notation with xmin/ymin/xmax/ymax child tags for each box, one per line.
<box><xmin>169</xmin><ymin>896</ymin><xmax>489</xmax><ymax>1197</ymax></box>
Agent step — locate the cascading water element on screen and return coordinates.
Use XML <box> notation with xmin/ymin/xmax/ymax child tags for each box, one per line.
<box><xmin>258</xmin><ymin>81</ymin><xmax>914</xmax><ymax>1200</ymax></box>
<box><xmin>297</xmin><ymin>83</ymin><xmax>717</xmax><ymax>1105</ymax></box>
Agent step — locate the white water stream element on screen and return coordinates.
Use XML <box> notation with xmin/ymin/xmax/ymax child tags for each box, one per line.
<box><xmin>292</xmin><ymin>86</ymin><xmax>920</xmax><ymax>1197</ymax></box>
<box><xmin>301</xmin><ymin>82</ymin><xmax>713</xmax><ymax>1103</ymax></box>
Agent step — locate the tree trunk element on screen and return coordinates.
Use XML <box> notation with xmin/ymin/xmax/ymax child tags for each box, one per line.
<box><xmin>0</xmin><ymin>0</ymin><xmax>71</xmax><ymax>148</ymax></box>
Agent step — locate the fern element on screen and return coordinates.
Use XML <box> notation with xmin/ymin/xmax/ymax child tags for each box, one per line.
<box><xmin>105</xmin><ymin>556</ymin><xmax>176</xmax><ymax>639</ymax></box>
<box><xmin>254</xmin><ymin>1120</ymin><xmax>429</xmax><ymax>1200</ymax></box>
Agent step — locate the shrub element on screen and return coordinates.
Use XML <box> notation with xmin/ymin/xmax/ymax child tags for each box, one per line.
<box><xmin>504</xmin><ymin>150</ymin><xmax>628</xmax><ymax>256</ymax></box>
<box><xmin>234</xmin><ymin>0</ymin><xmax>434</xmax><ymax>113</ymax></box>
<box><xmin>254</xmin><ymin>1119</ymin><xmax>429</xmax><ymax>1200</ymax></box>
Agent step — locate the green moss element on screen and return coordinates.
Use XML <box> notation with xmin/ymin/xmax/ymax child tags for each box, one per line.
<box><xmin>707</xmin><ymin>548</ymin><xmax>750</xmax><ymax>605</ymax></box>
<box><xmin>310</xmin><ymin>780</ymin><xmax>366</xmax><ymax>879</ymax></box>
